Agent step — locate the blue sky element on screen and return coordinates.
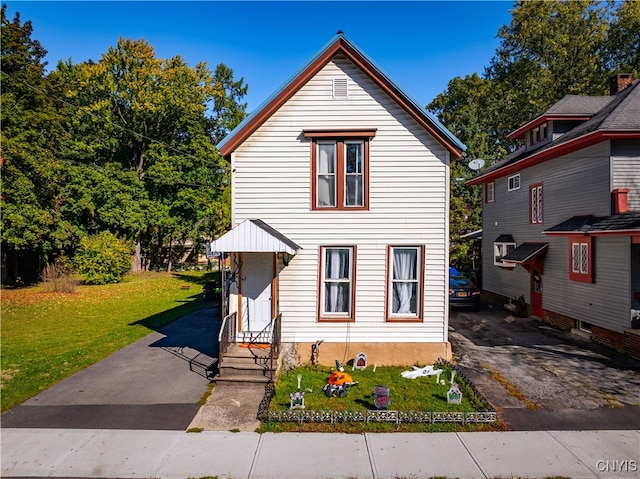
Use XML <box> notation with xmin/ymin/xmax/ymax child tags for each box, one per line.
<box><xmin>6</xmin><ymin>1</ymin><xmax>514</xmax><ymax>112</ymax></box>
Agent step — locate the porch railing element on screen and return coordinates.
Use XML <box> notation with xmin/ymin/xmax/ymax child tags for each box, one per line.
<box><xmin>218</xmin><ymin>311</ymin><xmax>237</xmax><ymax>370</ymax></box>
<box><xmin>269</xmin><ymin>313</ymin><xmax>282</xmax><ymax>380</ymax></box>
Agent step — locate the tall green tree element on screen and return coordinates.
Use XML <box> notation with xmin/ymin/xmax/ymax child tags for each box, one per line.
<box><xmin>2</xmin><ymin>9</ymin><xmax>247</xmax><ymax>283</ymax></box>
<box><xmin>0</xmin><ymin>5</ymin><xmax>73</xmax><ymax>283</ymax></box>
<box><xmin>51</xmin><ymin>37</ymin><xmax>246</xmax><ymax>272</ymax></box>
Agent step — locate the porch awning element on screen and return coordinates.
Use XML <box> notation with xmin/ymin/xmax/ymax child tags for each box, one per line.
<box><xmin>502</xmin><ymin>242</ymin><xmax>548</xmax><ymax>264</ymax></box>
<box><xmin>206</xmin><ymin>219</ymin><xmax>301</xmax><ymax>256</ymax></box>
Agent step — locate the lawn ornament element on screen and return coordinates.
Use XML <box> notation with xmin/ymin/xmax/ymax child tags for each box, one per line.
<box><xmin>289</xmin><ymin>391</ymin><xmax>305</xmax><ymax>409</ymax></box>
<box><xmin>354</xmin><ymin>352</ymin><xmax>368</xmax><ymax>370</ymax></box>
<box><xmin>372</xmin><ymin>385</ymin><xmax>390</xmax><ymax>410</ymax></box>
<box><xmin>447</xmin><ymin>382</ymin><xmax>462</xmax><ymax>404</ymax></box>
<box><xmin>401</xmin><ymin>365</ymin><xmax>444</xmax><ymax>379</ymax></box>
<box><xmin>323</xmin><ymin>371</ymin><xmax>358</xmax><ymax>398</ymax></box>
<box><xmin>311</xmin><ymin>340</ymin><xmax>324</xmax><ymax>365</ymax></box>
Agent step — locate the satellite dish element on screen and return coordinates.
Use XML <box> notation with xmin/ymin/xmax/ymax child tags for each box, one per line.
<box><xmin>468</xmin><ymin>158</ymin><xmax>485</xmax><ymax>171</ymax></box>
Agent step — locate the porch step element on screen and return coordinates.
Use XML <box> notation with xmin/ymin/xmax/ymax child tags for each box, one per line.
<box><xmin>213</xmin><ymin>373</ymin><xmax>272</xmax><ymax>385</ymax></box>
<box><xmin>214</xmin><ymin>344</ymin><xmax>275</xmax><ymax>385</ymax></box>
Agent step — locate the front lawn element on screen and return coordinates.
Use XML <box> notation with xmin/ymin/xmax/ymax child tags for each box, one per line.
<box><xmin>260</xmin><ymin>364</ymin><xmax>506</xmax><ymax>433</ymax></box>
<box><xmin>1</xmin><ymin>271</ymin><xmax>216</xmax><ymax>411</ymax></box>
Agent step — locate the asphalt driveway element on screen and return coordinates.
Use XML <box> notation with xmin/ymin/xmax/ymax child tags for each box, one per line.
<box><xmin>449</xmin><ymin>305</ymin><xmax>640</xmax><ymax>430</ymax></box>
<box><xmin>1</xmin><ymin>306</ymin><xmax>221</xmax><ymax>430</ymax></box>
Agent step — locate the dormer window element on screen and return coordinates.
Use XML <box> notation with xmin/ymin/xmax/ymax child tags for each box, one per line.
<box><xmin>530</xmin><ymin>122</ymin><xmax>548</xmax><ymax>146</ymax></box>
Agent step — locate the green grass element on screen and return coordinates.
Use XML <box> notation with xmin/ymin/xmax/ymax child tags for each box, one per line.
<box><xmin>1</xmin><ymin>271</ymin><xmax>217</xmax><ymax>411</ymax></box>
<box><xmin>260</xmin><ymin>364</ymin><xmax>506</xmax><ymax>433</ymax></box>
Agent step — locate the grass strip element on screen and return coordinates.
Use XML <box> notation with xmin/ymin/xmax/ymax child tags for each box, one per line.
<box><xmin>1</xmin><ymin>271</ymin><xmax>216</xmax><ymax>411</ymax></box>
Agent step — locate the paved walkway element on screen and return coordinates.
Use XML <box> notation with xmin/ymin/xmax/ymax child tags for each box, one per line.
<box><xmin>2</xmin><ymin>428</ymin><xmax>639</xmax><ymax>478</ymax></box>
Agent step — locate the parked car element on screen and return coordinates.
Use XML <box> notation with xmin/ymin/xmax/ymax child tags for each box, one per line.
<box><xmin>449</xmin><ymin>274</ymin><xmax>481</xmax><ymax>309</ymax></box>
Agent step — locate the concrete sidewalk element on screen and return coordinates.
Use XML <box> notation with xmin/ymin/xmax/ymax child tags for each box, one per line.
<box><xmin>2</xmin><ymin>428</ymin><xmax>639</xmax><ymax>479</ymax></box>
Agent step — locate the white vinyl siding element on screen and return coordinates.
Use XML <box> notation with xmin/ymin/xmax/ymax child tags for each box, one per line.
<box><xmin>230</xmin><ymin>54</ymin><xmax>449</xmax><ymax>343</ymax></box>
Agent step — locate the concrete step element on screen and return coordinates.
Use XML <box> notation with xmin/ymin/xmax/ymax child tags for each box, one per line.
<box><xmin>213</xmin><ymin>373</ymin><xmax>272</xmax><ymax>385</ymax></box>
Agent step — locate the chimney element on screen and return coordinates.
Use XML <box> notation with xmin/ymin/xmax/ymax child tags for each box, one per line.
<box><xmin>612</xmin><ymin>188</ymin><xmax>629</xmax><ymax>214</ymax></box>
<box><xmin>610</xmin><ymin>74</ymin><xmax>633</xmax><ymax>95</ymax></box>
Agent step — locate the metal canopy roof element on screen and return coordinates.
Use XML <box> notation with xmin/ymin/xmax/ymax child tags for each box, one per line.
<box><xmin>206</xmin><ymin>219</ymin><xmax>301</xmax><ymax>255</ymax></box>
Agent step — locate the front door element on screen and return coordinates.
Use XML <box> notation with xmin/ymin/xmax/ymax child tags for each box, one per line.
<box><xmin>531</xmin><ymin>268</ymin><xmax>543</xmax><ymax>317</ymax></box>
<box><xmin>241</xmin><ymin>252</ymin><xmax>273</xmax><ymax>338</ymax></box>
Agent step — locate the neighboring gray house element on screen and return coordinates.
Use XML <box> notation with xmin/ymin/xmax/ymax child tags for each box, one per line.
<box><xmin>468</xmin><ymin>75</ymin><xmax>640</xmax><ymax>357</ymax></box>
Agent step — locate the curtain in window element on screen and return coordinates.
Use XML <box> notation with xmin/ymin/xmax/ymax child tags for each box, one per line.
<box><xmin>345</xmin><ymin>142</ymin><xmax>363</xmax><ymax>206</ymax></box>
<box><xmin>392</xmin><ymin>248</ymin><xmax>417</xmax><ymax>314</ymax></box>
<box><xmin>324</xmin><ymin>248</ymin><xmax>350</xmax><ymax>313</ymax></box>
<box><xmin>317</xmin><ymin>143</ymin><xmax>336</xmax><ymax>207</ymax></box>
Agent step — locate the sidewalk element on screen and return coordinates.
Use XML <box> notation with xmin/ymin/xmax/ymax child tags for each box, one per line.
<box><xmin>2</xmin><ymin>428</ymin><xmax>639</xmax><ymax>479</ymax></box>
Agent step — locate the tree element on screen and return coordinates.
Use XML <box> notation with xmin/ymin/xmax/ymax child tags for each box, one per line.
<box><xmin>604</xmin><ymin>0</ymin><xmax>640</xmax><ymax>77</ymax></box>
<box><xmin>428</xmin><ymin>75</ymin><xmax>491</xmax><ymax>270</ymax></box>
<box><xmin>1</xmin><ymin>5</ymin><xmax>73</xmax><ymax>283</ymax></box>
<box><xmin>486</xmin><ymin>0</ymin><xmax>612</xmax><ymax>135</ymax></box>
<box><xmin>51</xmin><ymin>37</ymin><xmax>246</xmax><ymax>272</ymax></box>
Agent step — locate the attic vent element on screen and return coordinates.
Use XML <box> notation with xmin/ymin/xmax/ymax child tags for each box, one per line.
<box><xmin>333</xmin><ymin>77</ymin><xmax>348</xmax><ymax>99</ymax></box>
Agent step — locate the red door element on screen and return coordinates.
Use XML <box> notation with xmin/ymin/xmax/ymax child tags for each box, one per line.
<box><xmin>531</xmin><ymin>269</ymin><xmax>543</xmax><ymax>317</ymax></box>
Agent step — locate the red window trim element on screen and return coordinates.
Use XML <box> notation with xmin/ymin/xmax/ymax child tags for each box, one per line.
<box><xmin>529</xmin><ymin>183</ymin><xmax>543</xmax><ymax>224</ymax></box>
<box><xmin>385</xmin><ymin>245</ymin><xmax>425</xmax><ymax>322</ymax></box>
<box><xmin>568</xmin><ymin>236</ymin><xmax>594</xmax><ymax>283</ymax></box>
<box><xmin>317</xmin><ymin>245</ymin><xmax>357</xmax><ymax>322</ymax></box>
<box><xmin>307</xmin><ymin>130</ymin><xmax>374</xmax><ymax>211</ymax></box>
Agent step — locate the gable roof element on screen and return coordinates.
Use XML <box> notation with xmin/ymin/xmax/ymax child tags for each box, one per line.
<box><xmin>217</xmin><ymin>33</ymin><xmax>465</xmax><ymax>159</ymax></box>
<box><xmin>468</xmin><ymin>80</ymin><xmax>640</xmax><ymax>185</ymax></box>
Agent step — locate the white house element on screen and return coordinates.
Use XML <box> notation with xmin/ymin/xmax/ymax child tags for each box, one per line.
<box><xmin>210</xmin><ymin>33</ymin><xmax>465</xmax><ymax>367</ymax></box>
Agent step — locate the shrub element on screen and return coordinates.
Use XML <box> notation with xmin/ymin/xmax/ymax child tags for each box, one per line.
<box><xmin>41</xmin><ymin>259</ymin><xmax>77</xmax><ymax>293</ymax></box>
<box><xmin>74</xmin><ymin>231</ymin><xmax>132</xmax><ymax>285</ymax></box>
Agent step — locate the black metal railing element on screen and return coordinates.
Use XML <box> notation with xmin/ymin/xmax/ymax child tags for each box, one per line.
<box><xmin>217</xmin><ymin>311</ymin><xmax>237</xmax><ymax>370</ymax></box>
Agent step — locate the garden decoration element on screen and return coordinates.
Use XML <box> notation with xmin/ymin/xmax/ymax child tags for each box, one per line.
<box><xmin>311</xmin><ymin>340</ymin><xmax>324</xmax><ymax>365</ymax></box>
<box><xmin>401</xmin><ymin>365</ymin><xmax>444</xmax><ymax>379</ymax></box>
<box><xmin>289</xmin><ymin>391</ymin><xmax>305</xmax><ymax>409</ymax></box>
<box><xmin>447</xmin><ymin>382</ymin><xmax>462</xmax><ymax>404</ymax></box>
<box><xmin>322</xmin><ymin>371</ymin><xmax>358</xmax><ymax>398</ymax></box>
<box><xmin>354</xmin><ymin>352</ymin><xmax>368</xmax><ymax>370</ymax></box>
<box><xmin>372</xmin><ymin>385</ymin><xmax>390</xmax><ymax>410</ymax></box>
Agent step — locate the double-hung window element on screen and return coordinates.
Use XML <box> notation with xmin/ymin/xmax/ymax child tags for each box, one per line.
<box><xmin>508</xmin><ymin>174</ymin><xmax>520</xmax><ymax>191</ymax></box>
<box><xmin>387</xmin><ymin>245</ymin><xmax>424</xmax><ymax>321</ymax></box>
<box><xmin>486</xmin><ymin>181</ymin><xmax>495</xmax><ymax>203</ymax></box>
<box><xmin>569</xmin><ymin>236</ymin><xmax>593</xmax><ymax>283</ymax></box>
<box><xmin>530</xmin><ymin>183</ymin><xmax>543</xmax><ymax>224</ymax></box>
<box><xmin>305</xmin><ymin>130</ymin><xmax>375</xmax><ymax>210</ymax></box>
<box><xmin>319</xmin><ymin>246</ymin><xmax>355</xmax><ymax>321</ymax></box>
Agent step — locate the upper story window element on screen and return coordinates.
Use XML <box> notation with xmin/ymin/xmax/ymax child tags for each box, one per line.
<box><xmin>305</xmin><ymin>130</ymin><xmax>376</xmax><ymax>211</ymax></box>
<box><xmin>485</xmin><ymin>181</ymin><xmax>495</xmax><ymax>203</ymax></box>
<box><xmin>386</xmin><ymin>245</ymin><xmax>424</xmax><ymax>321</ymax></box>
<box><xmin>530</xmin><ymin>122</ymin><xmax>548</xmax><ymax>146</ymax></box>
<box><xmin>530</xmin><ymin>183</ymin><xmax>543</xmax><ymax>224</ymax></box>
<box><xmin>319</xmin><ymin>246</ymin><xmax>355</xmax><ymax>321</ymax></box>
<box><xmin>508</xmin><ymin>174</ymin><xmax>520</xmax><ymax>191</ymax></box>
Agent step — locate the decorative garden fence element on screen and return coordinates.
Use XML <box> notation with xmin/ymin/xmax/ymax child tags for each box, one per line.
<box><xmin>256</xmin><ymin>359</ymin><xmax>497</xmax><ymax>425</ymax></box>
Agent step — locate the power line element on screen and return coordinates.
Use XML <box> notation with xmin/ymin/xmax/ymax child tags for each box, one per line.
<box><xmin>0</xmin><ymin>69</ymin><xmax>230</xmax><ymax>171</ymax></box>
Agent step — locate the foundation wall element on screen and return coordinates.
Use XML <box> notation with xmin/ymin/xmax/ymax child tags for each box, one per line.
<box><xmin>290</xmin><ymin>341</ymin><xmax>452</xmax><ymax>367</ymax></box>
